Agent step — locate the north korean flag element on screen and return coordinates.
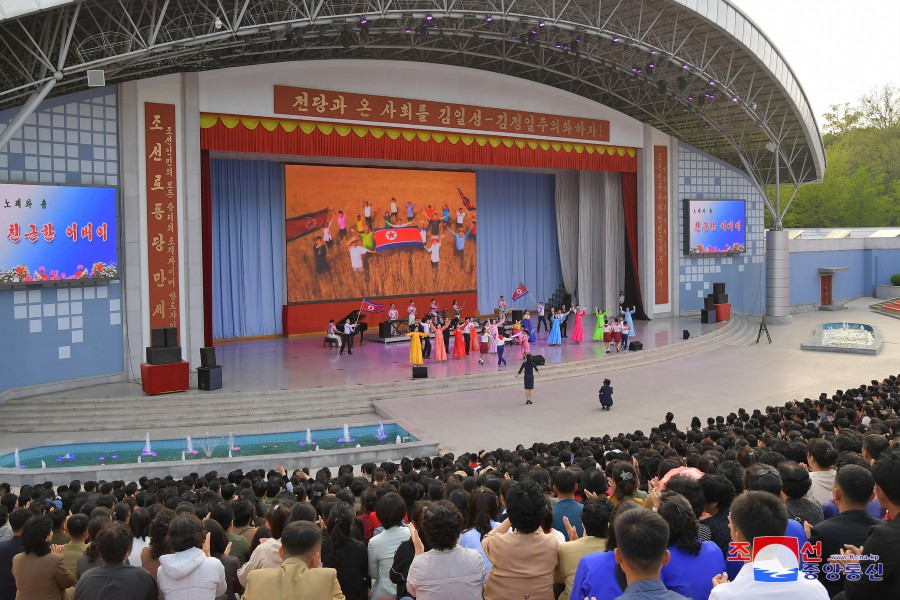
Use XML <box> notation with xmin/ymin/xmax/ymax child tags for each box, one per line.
<box><xmin>512</xmin><ymin>283</ymin><xmax>529</xmax><ymax>301</ymax></box>
<box><xmin>373</xmin><ymin>226</ymin><xmax>423</xmax><ymax>250</ymax></box>
<box><xmin>360</xmin><ymin>298</ymin><xmax>386</xmax><ymax>313</ymax></box>
<box><xmin>286</xmin><ymin>208</ymin><xmax>329</xmax><ymax>242</ymax></box>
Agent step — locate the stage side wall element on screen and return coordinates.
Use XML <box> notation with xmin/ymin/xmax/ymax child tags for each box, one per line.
<box><xmin>677</xmin><ymin>143</ymin><xmax>767</xmax><ymax>315</ymax></box>
<box><xmin>0</xmin><ymin>87</ymin><xmax>124</xmax><ymax>398</ymax></box>
<box><xmin>788</xmin><ymin>239</ymin><xmax>900</xmax><ymax>311</ymax></box>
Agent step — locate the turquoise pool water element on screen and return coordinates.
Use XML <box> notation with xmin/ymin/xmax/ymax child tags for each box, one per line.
<box><xmin>0</xmin><ymin>423</ymin><xmax>415</xmax><ymax>469</ymax></box>
<box><xmin>822</xmin><ymin>322</ymin><xmax>874</xmax><ymax>332</ymax></box>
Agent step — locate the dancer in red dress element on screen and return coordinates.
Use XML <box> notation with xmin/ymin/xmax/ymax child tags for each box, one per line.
<box><xmin>452</xmin><ymin>324</ymin><xmax>467</xmax><ymax>359</ymax></box>
<box><xmin>570</xmin><ymin>306</ymin><xmax>587</xmax><ymax>344</ymax></box>
<box><xmin>433</xmin><ymin>319</ymin><xmax>450</xmax><ymax>363</ymax></box>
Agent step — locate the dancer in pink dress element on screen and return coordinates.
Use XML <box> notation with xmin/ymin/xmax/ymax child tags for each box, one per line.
<box><xmin>452</xmin><ymin>324</ymin><xmax>467</xmax><ymax>359</ymax></box>
<box><xmin>487</xmin><ymin>320</ymin><xmax>499</xmax><ymax>354</ymax></box>
<box><xmin>513</xmin><ymin>329</ymin><xmax>531</xmax><ymax>357</ymax></box>
<box><xmin>433</xmin><ymin>319</ymin><xmax>450</xmax><ymax>363</ymax></box>
<box><xmin>570</xmin><ymin>305</ymin><xmax>587</xmax><ymax>344</ymax></box>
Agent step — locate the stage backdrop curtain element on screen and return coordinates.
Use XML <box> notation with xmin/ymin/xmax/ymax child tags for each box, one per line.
<box><xmin>555</xmin><ymin>171</ymin><xmax>580</xmax><ymax>300</ymax></box>
<box><xmin>210</xmin><ymin>159</ymin><xmax>285</xmax><ymax>339</ymax></box>
<box><xmin>621</xmin><ymin>172</ymin><xmax>648</xmax><ymax>319</ymax></box>
<box><xmin>575</xmin><ymin>171</ymin><xmax>624</xmax><ymax>311</ymax></box>
<box><xmin>476</xmin><ymin>170</ymin><xmax>561</xmax><ymax>315</ymax></box>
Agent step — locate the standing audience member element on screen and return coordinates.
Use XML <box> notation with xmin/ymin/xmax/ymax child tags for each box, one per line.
<box><xmin>156</xmin><ymin>513</ymin><xmax>226</xmax><ymax>600</ymax></box>
<box><xmin>10</xmin><ymin>515</ymin><xmax>74</xmax><ymax>600</ymax></box>
<box><xmin>74</xmin><ymin>521</ymin><xmax>157</xmax><ymax>600</ymax></box>
<box><xmin>482</xmin><ymin>480</ymin><xmax>559</xmax><ymax>600</ymax></box>
<box><xmin>242</xmin><ymin>521</ymin><xmax>345</xmax><ymax>600</ymax></box>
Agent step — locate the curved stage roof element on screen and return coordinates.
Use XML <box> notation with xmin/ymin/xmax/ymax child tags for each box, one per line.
<box><xmin>0</xmin><ymin>0</ymin><xmax>824</xmax><ymax>187</ymax></box>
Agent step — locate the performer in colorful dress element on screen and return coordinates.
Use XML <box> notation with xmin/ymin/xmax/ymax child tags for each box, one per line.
<box><xmin>452</xmin><ymin>324</ymin><xmax>467</xmax><ymax>359</ymax></box>
<box><xmin>547</xmin><ymin>311</ymin><xmax>563</xmax><ymax>346</ymax></box>
<box><xmin>512</xmin><ymin>329</ymin><xmax>531</xmax><ymax>357</ymax></box>
<box><xmin>469</xmin><ymin>320</ymin><xmax>481</xmax><ymax>354</ymax></box>
<box><xmin>496</xmin><ymin>331</ymin><xmax>508</xmax><ymax>367</ymax></box>
<box><xmin>523</xmin><ymin>310</ymin><xmax>537</xmax><ymax>343</ymax></box>
<box><xmin>570</xmin><ymin>306</ymin><xmax>587</xmax><ymax>344</ymax></box>
<box><xmin>487</xmin><ymin>320</ymin><xmax>499</xmax><ymax>354</ymax></box>
<box><xmin>603</xmin><ymin>319</ymin><xmax>613</xmax><ymax>352</ymax></box>
<box><xmin>405</xmin><ymin>330</ymin><xmax>427</xmax><ymax>365</ymax></box>
<box><xmin>407</xmin><ymin>301</ymin><xmax>417</xmax><ymax>329</ymax></box>
<box><xmin>478</xmin><ymin>324</ymin><xmax>491</xmax><ymax>365</ymax></box>
<box><xmin>620</xmin><ymin>305</ymin><xmax>636</xmax><ymax>335</ymax></box>
<box><xmin>433</xmin><ymin>319</ymin><xmax>450</xmax><ymax>363</ymax></box>
<box><xmin>593</xmin><ymin>307</ymin><xmax>610</xmax><ymax>342</ymax></box>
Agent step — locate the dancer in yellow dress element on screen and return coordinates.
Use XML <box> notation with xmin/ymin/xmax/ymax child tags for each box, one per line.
<box><xmin>406</xmin><ymin>330</ymin><xmax>428</xmax><ymax>365</ymax></box>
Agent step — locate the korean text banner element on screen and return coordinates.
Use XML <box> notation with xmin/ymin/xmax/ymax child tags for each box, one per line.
<box><xmin>285</xmin><ymin>165</ymin><xmax>476</xmax><ymax>304</ymax></box>
<box><xmin>0</xmin><ymin>183</ymin><xmax>117</xmax><ymax>285</ymax></box>
<box><xmin>684</xmin><ymin>199</ymin><xmax>746</xmax><ymax>256</ymax></box>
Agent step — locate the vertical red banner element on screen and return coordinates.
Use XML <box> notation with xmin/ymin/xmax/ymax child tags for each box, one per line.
<box><xmin>654</xmin><ymin>146</ymin><xmax>669</xmax><ymax>304</ymax></box>
<box><xmin>144</xmin><ymin>102</ymin><xmax>180</xmax><ymax>337</ymax></box>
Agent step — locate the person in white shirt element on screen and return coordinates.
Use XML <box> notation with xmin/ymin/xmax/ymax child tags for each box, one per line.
<box><xmin>536</xmin><ymin>302</ymin><xmax>548</xmax><ymax>333</ymax></box>
<box><xmin>708</xmin><ymin>491</ymin><xmax>829</xmax><ymax>600</ymax></box>
<box><xmin>368</xmin><ymin>493</ymin><xmax>410</xmax><ymax>600</ymax></box>
<box><xmin>347</xmin><ymin>239</ymin><xmax>372</xmax><ymax>272</ymax></box>
<box><xmin>326</xmin><ymin>319</ymin><xmax>343</xmax><ymax>349</ymax></box>
<box><xmin>363</xmin><ymin>200</ymin><xmax>373</xmax><ymax>230</ymax></box>
<box><xmin>421</xmin><ymin>318</ymin><xmax>432</xmax><ymax>359</ymax></box>
<box><xmin>390</xmin><ymin>197</ymin><xmax>398</xmax><ymax>219</ymax></box>
<box><xmin>340</xmin><ymin>320</ymin><xmax>356</xmax><ymax>356</ymax></box>
<box><xmin>425</xmin><ymin>235</ymin><xmax>442</xmax><ymax>269</ymax></box>
<box><xmin>407</xmin><ymin>501</ymin><xmax>485</xmax><ymax>600</ymax></box>
<box><xmin>456</xmin><ymin>208</ymin><xmax>466</xmax><ymax>226</ymax></box>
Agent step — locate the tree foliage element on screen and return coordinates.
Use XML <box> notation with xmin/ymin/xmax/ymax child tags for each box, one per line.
<box><xmin>769</xmin><ymin>84</ymin><xmax>900</xmax><ymax>228</ymax></box>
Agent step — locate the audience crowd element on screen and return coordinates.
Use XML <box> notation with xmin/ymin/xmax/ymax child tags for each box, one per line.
<box><xmin>1</xmin><ymin>373</ymin><xmax>900</xmax><ymax>599</ymax></box>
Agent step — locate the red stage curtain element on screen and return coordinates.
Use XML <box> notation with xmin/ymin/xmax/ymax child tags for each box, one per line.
<box><xmin>199</xmin><ymin>116</ymin><xmax>637</xmax><ymax>173</ymax></box>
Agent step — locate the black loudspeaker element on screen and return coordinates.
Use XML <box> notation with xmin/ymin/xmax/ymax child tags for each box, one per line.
<box><xmin>511</xmin><ymin>309</ymin><xmax>524</xmax><ymax>322</ymax></box>
<box><xmin>200</xmin><ymin>347</ymin><xmax>217</xmax><ymax>368</ymax></box>
<box><xmin>703</xmin><ymin>296</ymin><xmax>716</xmax><ymax>310</ymax></box>
<box><xmin>531</xmin><ymin>354</ymin><xmax>546</xmax><ymax>366</ymax></box>
<box><xmin>163</xmin><ymin>327</ymin><xmax>178</xmax><ymax>348</ymax></box>
<box><xmin>412</xmin><ymin>366</ymin><xmax>428</xmax><ymax>379</ymax></box>
<box><xmin>628</xmin><ymin>341</ymin><xmax>643</xmax><ymax>351</ymax></box>
<box><xmin>150</xmin><ymin>328</ymin><xmax>167</xmax><ymax>349</ymax></box>
<box><xmin>682</xmin><ymin>330</ymin><xmax>691</xmax><ymax>340</ymax></box>
<box><xmin>701</xmin><ymin>308</ymin><xmax>718</xmax><ymax>324</ymax></box>
<box><xmin>713</xmin><ymin>282</ymin><xmax>726</xmax><ymax>294</ymax></box>
<box><xmin>146</xmin><ymin>346</ymin><xmax>182</xmax><ymax>365</ymax></box>
<box><xmin>198</xmin><ymin>366</ymin><xmax>223</xmax><ymax>391</ymax></box>
<box><xmin>379</xmin><ymin>322</ymin><xmax>393</xmax><ymax>338</ymax></box>
<box><xmin>713</xmin><ymin>293</ymin><xmax>729</xmax><ymax>305</ymax></box>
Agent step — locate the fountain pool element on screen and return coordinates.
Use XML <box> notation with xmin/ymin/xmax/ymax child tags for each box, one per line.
<box><xmin>801</xmin><ymin>322</ymin><xmax>883</xmax><ymax>355</ymax></box>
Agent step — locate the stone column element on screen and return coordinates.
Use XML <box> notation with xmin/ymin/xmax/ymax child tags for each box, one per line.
<box><xmin>765</xmin><ymin>229</ymin><xmax>792</xmax><ymax>324</ymax></box>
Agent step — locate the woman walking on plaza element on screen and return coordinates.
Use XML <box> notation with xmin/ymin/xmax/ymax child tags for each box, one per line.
<box><xmin>517</xmin><ymin>353</ymin><xmax>540</xmax><ymax>404</ymax></box>
<box><xmin>570</xmin><ymin>306</ymin><xmax>587</xmax><ymax>344</ymax></box>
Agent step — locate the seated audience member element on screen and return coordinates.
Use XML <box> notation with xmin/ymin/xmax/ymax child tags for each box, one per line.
<box><xmin>237</xmin><ymin>505</ymin><xmax>290</xmax><ymax>587</ymax></box>
<box><xmin>657</xmin><ymin>492</ymin><xmax>726</xmax><ymax>600</ymax></box>
<box><xmin>407</xmin><ymin>500</ymin><xmax>484</xmax><ymax>600</ymax></box>
<box><xmin>390</xmin><ymin>501</ymin><xmax>430</xmax><ymax>600</ymax></box>
<box><xmin>554</xmin><ymin>497</ymin><xmax>612</xmax><ymax>600</ymax></box>
<box><xmin>779</xmin><ymin>461</ymin><xmax>824</xmax><ymax>526</ymax></box>
<box><xmin>743</xmin><ymin>463</ymin><xmax>808</xmax><ymax>543</ymax></box>
<box><xmin>141</xmin><ymin>508</ymin><xmax>175</xmax><ymax>581</ymax></box>
<box><xmin>808</xmin><ymin>464</ymin><xmax>882</xmax><ymax>598</ymax></box>
<box><xmin>610</xmin><ymin>506</ymin><xmax>689</xmax><ymax>599</ymax></box>
<box><xmin>11</xmin><ymin>514</ymin><xmax>75</xmax><ymax>600</ymax></box>
<box><xmin>0</xmin><ymin>508</ymin><xmax>34</xmax><ymax>600</ymax></box>
<box><xmin>708</xmin><ymin>491</ymin><xmax>829</xmax><ymax>599</ymax></box>
<box><xmin>551</xmin><ymin>469</ymin><xmax>583</xmax><ymax>540</ymax></box>
<box><xmin>700</xmin><ymin>474</ymin><xmax>736</xmax><ymax>559</ymax></box>
<box><xmin>62</xmin><ymin>514</ymin><xmax>89</xmax><ymax>580</ymax></box>
<box><xmin>321</xmin><ymin>504</ymin><xmax>369</xmax><ymax>600</ymax></box>
<box><xmin>482</xmin><ymin>480</ymin><xmax>559</xmax><ymax>600</ymax></box>
<box><xmin>157</xmin><ymin>513</ymin><xmax>227</xmax><ymax>600</ymax></box>
<box><xmin>0</xmin><ymin>506</ymin><xmax>10</xmax><ymax>543</ymax></box>
<box><xmin>230</xmin><ymin>500</ymin><xmax>259</xmax><ymax>548</ymax></box>
<box><xmin>77</xmin><ymin>517</ymin><xmax>109</xmax><ymax>578</ymax></box>
<box><xmin>834</xmin><ymin>447</ymin><xmax>900</xmax><ymax>600</ymax></box>
<box><xmin>128</xmin><ymin>508</ymin><xmax>150</xmax><ymax>567</ymax></box>
<box><xmin>571</xmin><ymin>499</ymin><xmax>644</xmax><ymax>600</ymax></box>
<box><xmin>202</xmin><ymin>519</ymin><xmax>243</xmax><ymax>600</ymax></box>
<box><xmin>74</xmin><ymin>521</ymin><xmax>157</xmax><ymax>600</ymax></box>
<box><xmin>367</xmin><ymin>492</ymin><xmax>410</xmax><ymax>600</ymax></box>
<box><xmin>242</xmin><ymin>521</ymin><xmax>345</xmax><ymax>600</ymax></box>
<box><xmin>209</xmin><ymin>503</ymin><xmax>250</xmax><ymax>566</ymax></box>
<box><xmin>49</xmin><ymin>509</ymin><xmax>70</xmax><ymax>546</ymax></box>
<box><xmin>807</xmin><ymin>439</ymin><xmax>839</xmax><ymax>505</ymax></box>
<box><xmin>458</xmin><ymin>488</ymin><xmax>499</xmax><ymax>575</ymax></box>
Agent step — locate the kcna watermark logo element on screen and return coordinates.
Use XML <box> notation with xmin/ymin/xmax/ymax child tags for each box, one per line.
<box><xmin>728</xmin><ymin>537</ymin><xmax>883</xmax><ymax>582</ymax></box>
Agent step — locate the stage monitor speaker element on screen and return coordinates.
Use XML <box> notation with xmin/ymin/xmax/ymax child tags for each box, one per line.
<box><xmin>86</xmin><ymin>69</ymin><xmax>105</xmax><ymax>87</ymax></box>
<box><xmin>713</xmin><ymin>282</ymin><xmax>726</xmax><ymax>294</ymax></box>
<box><xmin>198</xmin><ymin>365</ymin><xmax>223</xmax><ymax>391</ymax></box>
<box><xmin>682</xmin><ymin>330</ymin><xmax>691</xmax><ymax>340</ymax></box>
<box><xmin>379</xmin><ymin>322</ymin><xmax>393</xmax><ymax>338</ymax></box>
<box><xmin>150</xmin><ymin>328</ymin><xmax>167</xmax><ymax>349</ymax></box>
<box><xmin>200</xmin><ymin>347</ymin><xmax>217</xmax><ymax>368</ymax></box>
<box><xmin>628</xmin><ymin>341</ymin><xmax>643</xmax><ymax>351</ymax></box>
<box><xmin>511</xmin><ymin>309</ymin><xmax>524</xmax><ymax>322</ymax></box>
<box><xmin>163</xmin><ymin>327</ymin><xmax>178</xmax><ymax>348</ymax></box>
<box><xmin>704</xmin><ymin>296</ymin><xmax>716</xmax><ymax>310</ymax></box>
<box><xmin>412</xmin><ymin>366</ymin><xmax>428</xmax><ymax>379</ymax></box>
<box><xmin>713</xmin><ymin>293</ymin><xmax>729</xmax><ymax>305</ymax></box>
<box><xmin>146</xmin><ymin>346</ymin><xmax>182</xmax><ymax>365</ymax></box>
<box><xmin>530</xmin><ymin>354</ymin><xmax>546</xmax><ymax>366</ymax></box>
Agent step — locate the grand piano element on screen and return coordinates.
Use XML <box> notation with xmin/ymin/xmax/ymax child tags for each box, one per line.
<box><xmin>337</xmin><ymin>310</ymin><xmax>369</xmax><ymax>345</ymax></box>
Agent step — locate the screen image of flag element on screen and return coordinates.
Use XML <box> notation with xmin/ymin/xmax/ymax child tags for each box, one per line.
<box><xmin>286</xmin><ymin>208</ymin><xmax>330</xmax><ymax>241</ymax></box>
<box><xmin>360</xmin><ymin>299</ymin><xmax>386</xmax><ymax>313</ymax></box>
<box><xmin>373</xmin><ymin>227</ymin><xmax>423</xmax><ymax>250</ymax></box>
<box><xmin>458</xmin><ymin>187</ymin><xmax>476</xmax><ymax>211</ymax></box>
<box><xmin>512</xmin><ymin>283</ymin><xmax>528</xmax><ymax>301</ymax></box>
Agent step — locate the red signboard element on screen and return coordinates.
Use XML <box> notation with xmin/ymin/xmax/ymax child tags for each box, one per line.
<box><xmin>274</xmin><ymin>85</ymin><xmax>610</xmax><ymax>143</ymax></box>
<box><xmin>654</xmin><ymin>146</ymin><xmax>669</xmax><ymax>304</ymax></box>
<box><xmin>144</xmin><ymin>102</ymin><xmax>180</xmax><ymax>337</ymax></box>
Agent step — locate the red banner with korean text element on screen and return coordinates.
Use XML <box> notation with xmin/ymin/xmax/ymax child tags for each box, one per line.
<box><xmin>274</xmin><ymin>85</ymin><xmax>610</xmax><ymax>143</ymax></box>
<box><xmin>654</xmin><ymin>146</ymin><xmax>669</xmax><ymax>304</ymax></box>
<box><xmin>145</xmin><ymin>102</ymin><xmax>180</xmax><ymax>338</ymax></box>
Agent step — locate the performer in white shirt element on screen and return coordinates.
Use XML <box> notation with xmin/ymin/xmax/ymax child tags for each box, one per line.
<box><xmin>536</xmin><ymin>302</ymin><xmax>548</xmax><ymax>334</ymax></box>
<box><xmin>340</xmin><ymin>320</ymin><xmax>356</xmax><ymax>355</ymax></box>
<box><xmin>420</xmin><ymin>318</ymin><xmax>432</xmax><ymax>359</ymax></box>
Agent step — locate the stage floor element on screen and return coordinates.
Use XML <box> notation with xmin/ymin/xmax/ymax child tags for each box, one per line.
<box><xmin>38</xmin><ymin>315</ymin><xmax>721</xmax><ymax>400</ymax></box>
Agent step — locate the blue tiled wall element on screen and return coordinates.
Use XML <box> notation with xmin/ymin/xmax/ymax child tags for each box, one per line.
<box><xmin>790</xmin><ymin>248</ymin><xmax>900</xmax><ymax>306</ymax></box>
<box><xmin>677</xmin><ymin>144</ymin><xmax>767</xmax><ymax>315</ymax></box>
<box><xmin>0</xmin><ymin>86</ymin><xmax>123</xmax><ymax>395</ymax></box>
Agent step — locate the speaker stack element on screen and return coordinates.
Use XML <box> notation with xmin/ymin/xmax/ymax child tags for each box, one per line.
<box><xmin>146</xmin><ymin>328</ymin><xmax>182</xmax><ymax>365</ymax></box>
<box><xmin>198</xmin><ymin>347</ymin><xmax>223</xmax><ymax>391</ymax></box>
<box><xmin>702</xmin><ymin>282</ymin><xmax>731</xmax><ymax>323</ymax></box>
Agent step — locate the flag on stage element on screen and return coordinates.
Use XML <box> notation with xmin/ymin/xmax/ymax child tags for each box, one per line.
<box><xmin>286</xmin><ymin>208</ymin><xmax>329</xmax><ymax>241</ymax></box>
<box><xmin>360</xmin><ymin>298</ymin><xmax>386</xmax><ymax>313</ymax></box>
<box><xmin>373</xmin><ymin>226</ymin><xmax>423</xmax><ymax>250</ymax></box>
<box><xmin>458</xmin><ymin>187</ymin><xmax>476</xmax><ymax>211</ymax></box>
<box><xmin>512</xmin><ymin>283</ymin><xmax>528</xmax><ymax>301</ymax></box>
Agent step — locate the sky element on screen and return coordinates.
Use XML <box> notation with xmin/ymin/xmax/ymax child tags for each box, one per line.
<box><xmin>729</xmin><ymin>0</ymin><xmax>900</xmax><ymax>126</ymax></box>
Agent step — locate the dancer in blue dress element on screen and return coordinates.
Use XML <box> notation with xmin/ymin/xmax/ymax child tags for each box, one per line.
<box><xmin>547</xmin><ymin>310</ymin><xmax>563</xmax><ymax>346</ymax></box>
<box><xmin>523</xmin><ymin>311</ymin><xmax>537</xmax><ymax>343</ymax></box>
<box><xmin>620</xmin><ymin>305</ymin><xmax>636</xmax><ymax>332</ymax></box>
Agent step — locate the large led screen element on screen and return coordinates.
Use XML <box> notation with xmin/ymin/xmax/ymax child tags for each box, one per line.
<box><xmin>683</xmin><ymin>199</ymin><xmax>746</xmax><ymax>256</ymax></box>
